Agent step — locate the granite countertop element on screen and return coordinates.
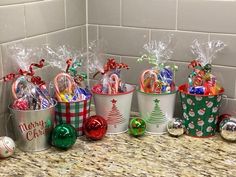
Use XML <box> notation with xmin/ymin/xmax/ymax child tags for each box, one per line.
<box><xmin>0</xmin><ymin>132</ymin><xmax>236</xmax><ymax>177</ymax></box>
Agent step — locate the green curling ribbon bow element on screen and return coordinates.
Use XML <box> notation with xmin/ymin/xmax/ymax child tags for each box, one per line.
<box><xmin>78</xmin><ymin>72</ymin><xmax>87</xmax><ymax>80</ymax></box>
<box><xmin>68</xmin><ymin>61</ymin><xmax>82</xmax><ymax>77</ymax></box>
<box><xmin>138</xmin><ymin>54</ymin><xmax>179</xmax><ymax>73</ymax></box>
<box><xmin>138</xmin><ymin>54</ymin><xmax>165</xmax><ymax>69</ymax></box>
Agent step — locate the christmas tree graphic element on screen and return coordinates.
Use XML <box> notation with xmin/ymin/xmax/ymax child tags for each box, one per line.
<box><xmin>106</xmin><ymin>99</ymin><xmax>124</xmax><ymax>128</ymax></box>
<box><xmin>146</xmin><ymin>99</ymin><xmax>167</xmax><ymax>127</ymax></box>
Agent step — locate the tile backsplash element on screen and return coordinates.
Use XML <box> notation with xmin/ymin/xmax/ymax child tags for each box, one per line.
<box><xmin>87</xmin><ymin>0</ymin><xmax>236</xmax><ymax>114</ymax></box>
<box><xmin>1</xmin><ymin>0</ymin><xmax>236</xmax><ymax>136</ymax></box>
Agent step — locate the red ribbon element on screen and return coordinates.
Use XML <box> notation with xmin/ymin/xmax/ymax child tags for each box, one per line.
<box><xmin>66</xmin><ymin>58</ymin><xmax>72</xmax><ymax>73</ymax></box>
<box><xmin>1</xmin><ymin>59</ymin><xmax>45</xmax><ymax>86</ymax></box>
<box><xmin>29</xmin><ymin>59</ymin><xmax>45</xmax><ymax>76</ymax></box>
<box><xmin>31</xmin><ymin>76</ymin><xmax>45</xmax><ymax>87</ymax></box>
<box><xmin>3</xmin><ymin>73</ymin><xmax>17</xmax><ymax>82</ymax></box>
<box><xmin>188</xmin><ymin>59</ymin><xmax>201</xmax><ymax>69</ymax></box>
<box><xmin>93</xmin><ymin>58</ymin><xmax>129</xmax><ymax>78</ymax></box>
<box><xmin>103</xmin><ymin>58</ymin><xmax>129</xmax><ymax>74</ymax></box>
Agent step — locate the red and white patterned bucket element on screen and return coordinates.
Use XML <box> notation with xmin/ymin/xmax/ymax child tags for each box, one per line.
<box><xmin>55</xmin><ymin>98</ymin><xmax>91</xmax><ymax>136</ymax></box>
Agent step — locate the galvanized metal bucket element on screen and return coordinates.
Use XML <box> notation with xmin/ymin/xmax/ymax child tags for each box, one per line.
<box><xmin>137</xmin><ymin>90</ymin><xmax>176</xmax><ymax>134</ymax></box>
<box><xmin>92</xmin><ymin>84</ymin><xmax>135</xmax><ymax>134</ymax></box>
<box><xmin>9</xmin><ymin>101</ymin><xmax>56</xmax><ymax>152</ymax></box>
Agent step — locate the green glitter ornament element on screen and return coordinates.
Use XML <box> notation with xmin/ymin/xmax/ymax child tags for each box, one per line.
<box><xmin>51</xmin><ymin>124</ymin><xmax>77</xmax><ymax>150</ymax></box>
<box><xmin>129</xmin><ymin>118</ymin><xmax>146</xmax><ymax>137</ymax></box>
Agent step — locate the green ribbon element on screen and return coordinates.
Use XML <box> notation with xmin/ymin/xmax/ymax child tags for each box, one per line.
<box><xmin>68</xmin><ymin>61</ymin><xmax>82</xmax><ymax>77</ymax></box>
<box><xmin>138</xmin><ymin>54</ymin><xmax>164</xmax><ymax>69</ymax></box>
<box><xmin>138</xmin><ymin>54</ymin><xmax>178</xmax><ymax>72</ymax></box>
<box><xmin>67</xmin><ymin>60</ymin><xmax>88</xmax><ymax>81</ymax></box>
<box><xmin>78</xmin><ymin>72</ymin><xmax>87</xmax><ymax>80</ymax></box>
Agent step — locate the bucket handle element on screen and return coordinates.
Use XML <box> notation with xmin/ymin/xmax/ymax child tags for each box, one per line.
<box><xmin>220</xmin><ymin>94</ymin><xmax>228</xmax><ymax>112</ymax></box>
<box><xmin>5</xmin><ymin>114</ymin><xmax>16</xmax><ymax>138</ymax></box>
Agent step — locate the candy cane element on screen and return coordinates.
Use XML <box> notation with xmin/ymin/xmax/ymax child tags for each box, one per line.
<box><xmin>108</xmin><ymin>74</ymin><xmax>119</xmax><ymax>94</ymax></box>
<box><xmin>140</xmin><ymin>69</ymin><xmax>158</xmax><ymax>93</ymax></box>
<box><xmin>12</xmin><ymin>76</ymin><xmax>28</xmax><ymax>100</ymax></box>
<box><xmin>12</xmin><ymin>80</ymin><xmax>19</xmax><ymax>100</ymax></box>
<box><xmin>54</xmin><ymin>73</ymin><xmax>73</xmax><ymax>102</ymax></box>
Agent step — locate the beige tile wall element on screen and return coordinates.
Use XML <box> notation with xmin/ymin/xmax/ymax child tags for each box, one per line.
<box><xmin>87</xmin><ymin>0</ymin><xmax>236</xmax><ymax>116</ymax></box>
<box><xmin>0</xmin><ymin>0</ymin><xmax>86</xmax><ymax>135</ymax></box>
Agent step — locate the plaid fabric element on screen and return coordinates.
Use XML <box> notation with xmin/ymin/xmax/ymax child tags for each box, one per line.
<box><xmin>55</xmin><ymin>98</ymin><xmax>91</xmax><ymax>136</ymax></box>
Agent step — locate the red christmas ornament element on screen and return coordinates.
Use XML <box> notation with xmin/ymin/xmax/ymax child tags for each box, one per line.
<box><xmin>84</xmin><ymin>115</ymin><xmax>107</xmax><ymax>140</ymax></box>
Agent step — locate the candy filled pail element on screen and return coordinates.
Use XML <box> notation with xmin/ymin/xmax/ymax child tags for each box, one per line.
<box><xmin>179</xmin><ymin>84</ymin><xmax>224</xmax><ymax>138</ymax></box>
<box><xmin>9</xmin><ymin>101</ymin><xmax>56</xmax><ymax>152</ymax></box>
<box><xmin>55</xmin><ymin>98</ymin><xmax>91</xmax><ymax>137</ymax></box>
<box><xmin>137</xmin><ymin>90</ymin><xmax>176</xmax><ymax>134</ymax></box>
<box><xmin>92</xmin><ymin>84</ymin><xmax>135</xmax><ymax>134</ymax></box>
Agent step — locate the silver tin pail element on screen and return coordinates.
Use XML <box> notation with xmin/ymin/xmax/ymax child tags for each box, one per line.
<box><xmin>9</xmin><ymin>101</ymin><xmax>56</xmax><ymax>152</ymax></box>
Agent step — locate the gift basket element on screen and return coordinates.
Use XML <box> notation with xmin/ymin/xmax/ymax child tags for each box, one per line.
<box><xmin>45</xmin><ymin>45</ymin><xmax>91</xmax><ymax>137</ymax></box>
<box><xmin>91</xmin><ymin>57</ymin><xmax>135</xmax><ymax>134</ymax></box>
<box><xmin>137</xmin><ymin>36</ymin><xmax>178</xmax><ymax>134</ymax></box>
<box><xmin>3</xmin><ymin>44</ymin><xmax>56</xmax><ymax>152</ymax></box>
<box><xmin>178</xmin><ymin>40</ymin><xmax>226</xmax><ymax>137</ymax></box>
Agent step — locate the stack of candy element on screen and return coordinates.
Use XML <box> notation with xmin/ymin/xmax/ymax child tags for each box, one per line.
<box><xmin>186</xmin><ymin>40</ymin><xmax>225</xmax><ymax>95</ymax></box>
<box><xmin>45</xmin><ymin>45</ymin><xmax>91</xmax><ymax>102</ymax></box>
<box><xmin>3</xmin><ymin>59</ymin><xmax>54</xmax><ymax>110</ymax></box>
<box><xmin>92</xmin><ymin>58</ymin><xmax>129</xmax><ymax>94</ymax></box>
<box><xmin>138</xmin><ymin>37</ymin><xmax>178</xmax><ymax>94</ymax></box>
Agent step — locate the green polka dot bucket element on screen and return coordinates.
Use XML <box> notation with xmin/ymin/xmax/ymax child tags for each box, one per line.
<box><xmin>179</xmin><ymin>84</ymin><xmax>224</xmax><ymax>138</ymax></box>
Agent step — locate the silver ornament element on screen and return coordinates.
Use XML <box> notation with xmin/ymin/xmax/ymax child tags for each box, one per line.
<box><xmin>167</xmin><ymin>118</ymin><xmax>185</xmax><ymax>137</ymax></box>
<box><xmin>220</xmin><ymin>119</ymin><xmax>236</xmax><ymax>142</ymax></box>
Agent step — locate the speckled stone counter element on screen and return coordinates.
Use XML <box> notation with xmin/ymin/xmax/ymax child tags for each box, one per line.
<box><xmin>0</xmin><ymin>133</ymin><xmax>236</xmax><ymax>177</ymax></box>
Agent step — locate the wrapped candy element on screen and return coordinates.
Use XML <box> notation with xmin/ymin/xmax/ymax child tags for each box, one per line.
<box><xmin>92</xmin><ymin>58</ymin><xmax>129</xmax><ymax>94</ymax></box>
<box><xmin>45</xmin><ymin>45</ymin><xmax>91</xmax><ymax>102</ymax></box>
<box><xmin>138</xmin><ymin>36</ymin><xmax>178</xmax><ymax>94</ymax></box>
<box><xmin>2</xmin><ymin>44</ymin><xmax>54</xmax><ymax>110</ymax></box>
<box><xmin>187</xmin><ymin>40</ymin><xmax>225</xmax><ymax>95</ymax></box>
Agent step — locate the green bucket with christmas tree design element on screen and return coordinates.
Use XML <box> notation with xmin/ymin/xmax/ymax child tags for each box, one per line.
<box><xmin>137</xmin><ymin>90</ymin><xmax>176</xmax><ymax>134</ymax></box>
<box><xmin>179</xmin><ymin>84</ymin><xmax>224</xmax><ymax>138</ymax></box>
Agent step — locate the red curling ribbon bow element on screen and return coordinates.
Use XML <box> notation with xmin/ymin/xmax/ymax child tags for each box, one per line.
<box><xmin>93</xmin><ymin>58</ymin><xmax>129</xmax><ymax>78</ymax></box>
<box><xmin>66</xmin><ymin>58</ymin><xmax>73</xmax><ymax>73</ymax></box>
<box><xmin>1</xmin><ymin>59</ymin><xmax>45</xmax><ymax>86</ymax></box>
<box><xmin>29</xmin><ymin>59</ymin><xmax>45</xmax><ymax>76</ymax></box>
<box><xmin>17</xmin><ymin>59</ymin><xmax>45</xmax><ymax>76</ymax></box>
<box><xmin>31</xmin><ymin>76</ymin><xmax>45</xmax><ymax>87</ymax></box>
<box><xmin>28</xmin><ymin>59</ymin><xmax>45</xmax><ymax>87</ymax></box>
<box><xmin>18</xmin><ymin>68</ymin><xmax>33</xmax><ymax>76</ymax></box>
<box><xmin>188</xmin><ymin>59</ymin><xmax>201</xmax><ymax>69</ymax></box>
<box><xmin>3</xmin><ymin>73</ymin><xmax>17</xmax><ymax>82</ymax></box>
